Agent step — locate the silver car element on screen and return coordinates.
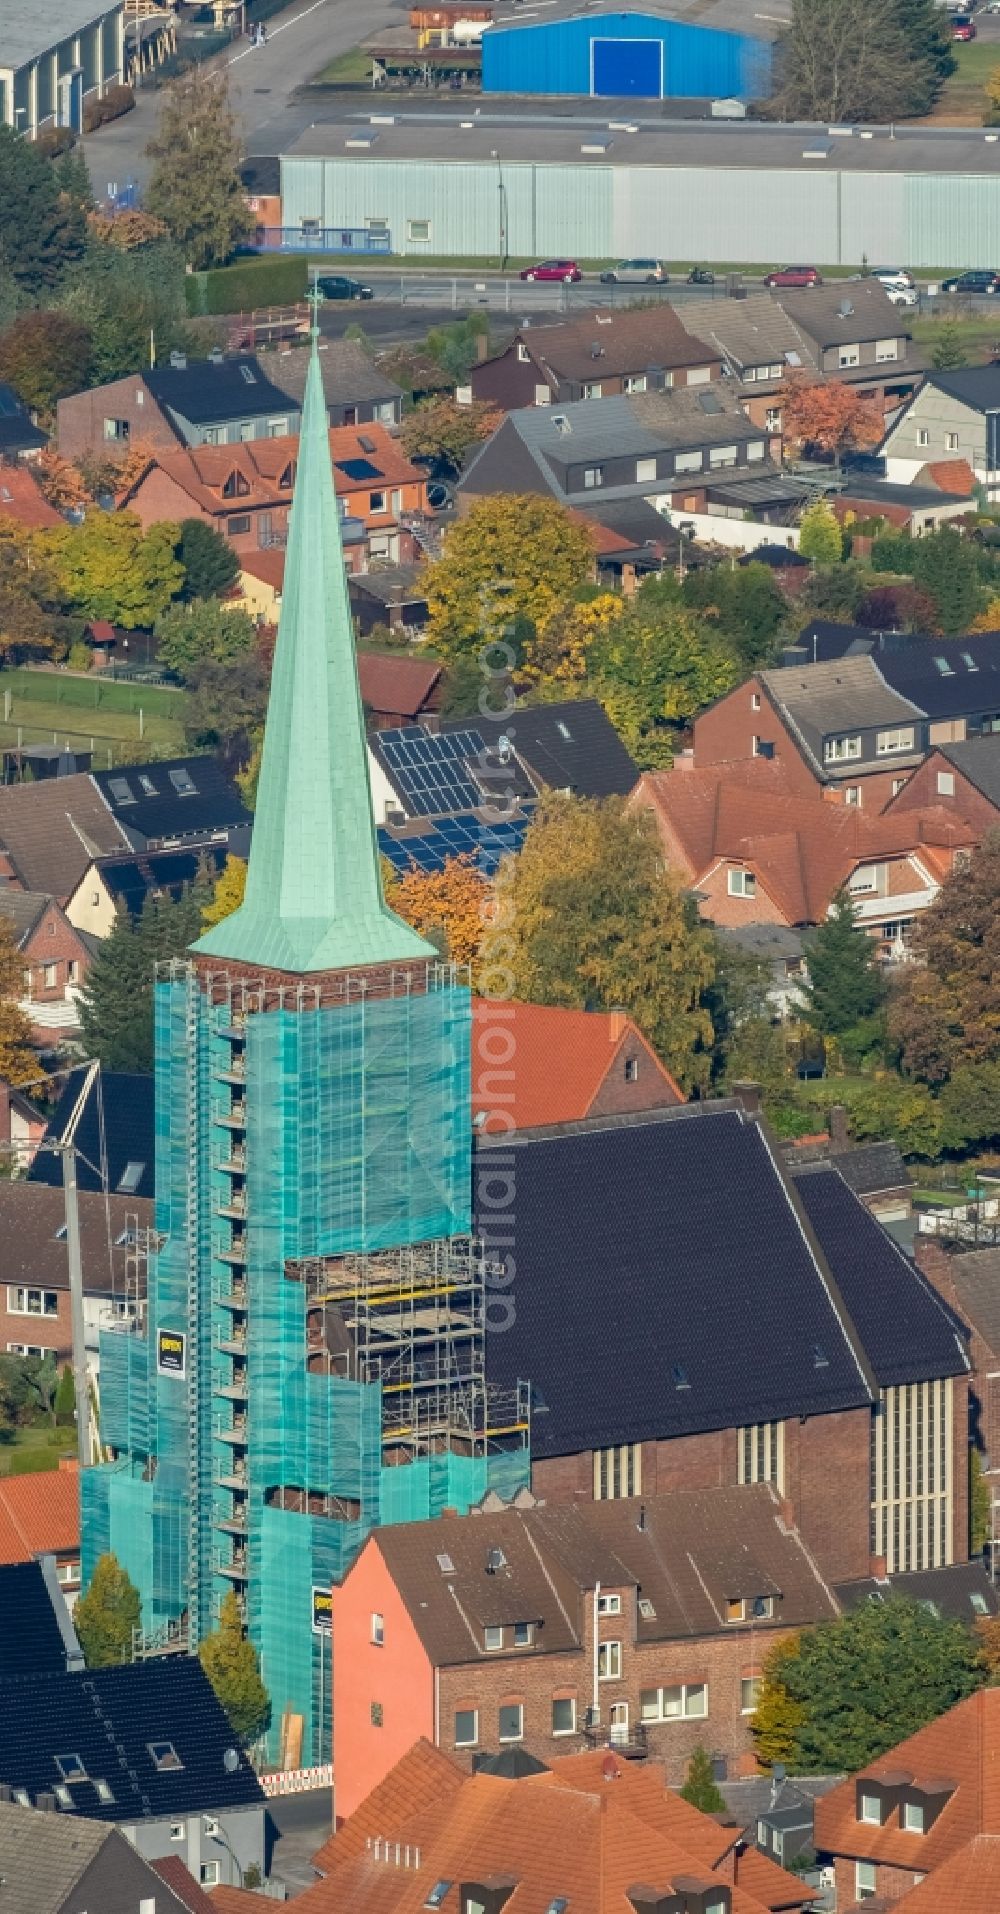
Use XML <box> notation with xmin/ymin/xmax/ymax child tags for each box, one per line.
<box><xmin>599</xmin><ymin>258</ymin><xmax>668</xmax><ymax>284</ymax></box>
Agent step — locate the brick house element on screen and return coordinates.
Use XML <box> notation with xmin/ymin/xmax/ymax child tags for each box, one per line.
<box><xmin>0</xmin><ymin>467</ymin><xmax>63</xmax><ymax>531</ymax></box>
<box><xmin>466</xmin><ymin>305</ymin><xmax>722</xmax><ymax>411</ymax></box>
<box><xmin>0</xmin><ymin>1461</ymin><xmax>81</xmax><ymax>1601</ymax></box>
<box><xmin>0</xmin><ymin>1183</ymin><xmax>153</xmax><ymax>1376</ymax></box>
<box><xmin>884</xmin><ymin>735</ymin><xmax>1000</xmax><ymax>834</ymax></box>
<box><xmin>471</xmin><ymin>1001</ymin><xmax>683</xmax><ymax>1132</ymax></box>
<box><xmin>480</xmin><ymin>1104</ymin><xmax>971</xmax><ymax>1589</ymax></box>
<box><xmin>633</xmin><ymin>761</ymin><xmax>975</xmax><ymax>958</ymax></box>
<box><xmin>0</xmin><ymin>891</ymin><xmax>94</xmax><ymax>1041</ymax></box>
<box><xmin>120</xmin><ymin>425</ymin><xmax>428</xmax><ymax>568</ymax></box>
<box><xmin>310</xmin><ymin>1736</ymin><xmax>814</xmax><ymax>1914</ymax></box>
<box><xmin>329</xmin><ymin>1483</ymin><xmax>840</xmax><ymax>1820</ymax></box>
<box><xmin>56</xmin><ymin>355</ymin><xmax>300</xmax><ymax>464</ymax></box>
<box><xmin>813</xmin><ymin>1688</ymin><xmax>1000</xmax><ymax>1910</ymax></box>
<box><xmin>917</xmin><ymin>1241</ymin><xmax>1000</xmax><ymax>1563</ymax></box>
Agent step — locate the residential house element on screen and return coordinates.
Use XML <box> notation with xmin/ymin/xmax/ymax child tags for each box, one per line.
<box><xmin>813</xmin><ymin>1688</ymin><xmax>1000</xmax><ymax>1910</ymax></box>
<box><xmin>916</xmin><ymin>1241</ymin><xmax>1000</xmax><ymax>1567</ymax></box>
<box><xmin>714</xmin><ymin>925</ymin><xmax>807</xmax><ymax>1021</ymax></box>
<box><xmin>501</xmin><ymin>697</ymin><xmax>639</xmax><ymax>797</ymax></box>
<box><xmin>891</xmin><ymin>1835</ymin><xmax>1000</xmax><ymax>1914</ymax></box>
<box><xmin>64</xmin><ymin>845</ymin><xmax>228</xmax><ymax>940</ymax></box>
<box><xmin>479</xmin><ymin>1102</ymin><xmax>971</xmax><ymax>1586</ymax></box>
<box><xmin>0</xmin><ymin>1182</ymin><xmax>153</xmax><ymax>1375</ymax></box>
<box><xmin>0</xmin><ymin>1799</ymin><xmax>201</xmax><ymax>1914</ymax></box>
<box><xmin>91</xmin><ymin>757</ymin><xmax>251</xmax><ymax>859</ymax></box>
<box><xmin>835</xmin><ymin>1560</ymin><xmax>999</xmax><ymax>1621</ymax></box>
<box><xmin>121</xmin><ymin>424</ymin><xmax>428</xmax><ymax>569</ymax></box>
<box><xmin>0</xmin><ymin>772</ymin><xmax>128</xmax><ymax>901</ymax></box>
<box><xmin>0</xmin><ymin>1466</ymin><xmax>82</xmax><ymax>1602</ymax></box>
<box><xmin>330</xmin><ymin>1485</ymin><xmax>839</xmax><ymax>1818</ymax></box>
<box><xmin>457</xmin><ymin>388</ymin><xmax>803</xmax><ymax>523</ymax></box>
<box><xmin>0</xmin><ymin>890</ymin><xmax>93</xmax><ymax>1041</ymax></box>
<box><xmin>693</xmin><ymin>645</ymin><xmax>1000</xmax><ymax>811</ymax></box>
<box><xmin>679</xmin><ymin>293</ymin><xmax>811</xmax><ymax>436</ymax></box>
<box><xmin>471</xmin><ymin>1001</ymin><xmax>683</xmax><ymax>1132</ymax></box>
<box><xmin>0</xmin><ymin>1559</ymin><xmax>83</xmax><ymax>1679</ymax></box>
<box><xmin>0</xmin><ymin>1656</ymin><xmax>265</xmax><ymax>1890</ymax></box>
<box><xmin>0</xmin><ymin>1078</ymin><xmax>47</xmax><ymax>1173</ymax></box>
<box><xmin>781</xmin><ymin>1125</ymin><xmax>913</xmax><ymax>1225</ymax></box>
<box><xmin>0</xmin><ymin>382</ymin><xmax>48</xmax><ymax>462</ymax></box>
<box><xmin>830</xmin><ymin>470</ymin><xmax>975</xmax><ymax>534</ymax></box>
<box><xmin>634</xmin><ymin>760</ymin><xmax>975</xmax><ymax>958</ymax></box>
<box><xmin>0</xmin><ymin>465</ymin><xmax>63</xmax><ymax>530</ymax></box>
<box><xmin>881</xmin><ymin>365</ymin><xmax>1000</xmax><ymax>498</ymax></box>
<box><xmin>357</xmin><ymin>647</ymin><xmax>442</xmax><ymax>726</ymax></box>
<box><xmin>885</xmin><ymin>734</ymin><xmax>1000</xmax><ymax>833</ymax></box>
<box><xmin>301</xmin><ymin>1737</ymin><xmax>814</xmax><ymax>1914</ymax></box>
<box><xmin>723</xmin><ymin>1772</ymin><xmax>839</xmax><ymax>1876</ymax></box>
<box><xmin>465</xmin><ymin>304</ymin><xmax>722</xmax><ymax>411</ymax></box>
<box><xmin>351</xmin><ymin>569</ymin><xmax>431</xmax><ymax>642</ymax></box>
<box><xmin>28</xmin><ymin>1068</ymin><xmax>153</xmax><ymax>1200</ymax></box>
<box><xmin>266</xmin><ymin>338</ymin><xmax>404</xmax><ymax>428</ymax></box>
<box><xmin>56</xmin><ymin>354</ymin><xmax>300</xmax><ymax>464</ymax></box>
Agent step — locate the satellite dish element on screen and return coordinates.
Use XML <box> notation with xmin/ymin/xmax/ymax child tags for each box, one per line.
<box><xmin>223</xmin><ymin>1748</ymin><xmax>239</xmax><ymax>1773</ymax></box>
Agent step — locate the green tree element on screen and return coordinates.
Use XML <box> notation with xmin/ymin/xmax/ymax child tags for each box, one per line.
<box><xmin>931</xmin><ymin>323</ymin><xmax>969</xmax><ymax>372</ymax></box>
<box><xmin>0</xmin><ymin>124</ymin><xmax>85</xmax><ymax>292</ymax></box>
<box><xmin>177</xmin><ymin>518</ymin><xmax>240</xmax><ymax>601</ymax></box>
<box><xmin>0</xmin><ymin>310</ymin><xmax>92</xmax><ymax>416</ymax></box>
<box><xmin>145</xmin><ymin>69</ymin><xmax>251</xmax><ymax>270</ymax></box>
<box><xmin>504</xmin><ymin>794</ymin><xmax>716</xmax><ymax>1091</ymax></box>
<box><xmin>802</xmin><ymin>890</ymin><xmax>885</xmax><ymax>1038</ymax></box>
<box><xmin>184</xmin><ymin>648</ymin><xmax>268</xmax><ymax>759</ymax></box>
<box><xmin>780</xmin><ymin>1598</ymin><xmax>981</xmax><ymax>1773</ymax></box>
<box><xmin>425</xmin><ymin>495</ymin><xmax>595</xmax><ymax>659</ymax></box>
<box><xmin>74</xmin><ymin>1553</ymin><xmax>141</xmax><ymax>1668</ymax></box>
<box><xmin>80</xmin><ymin>883</ymin><xmax>208</xmax><ymax>1072</ymax></box>
<box><xmin>910</xmin><ymin>525</ymin><xmax>983</xmax><ymax>635</ymax></box>
<box><xmin>59</xmin><ymin>237</ymin><xmax>193</xmax><ymax>385</ymax></box>
<box><xmin>585</xmin><ymin>597</ymin><xmax>740</xmax><ymax>766</ymax></box>
<box><xmin>680</xmin><ymin>1745</ymin><xmax>726</xmax><ymax>1813</ymax></box>
<box><xmin>199</xmin><ymin>1590</ymin><xmax>271</xmax><ymax>1744</ymax></box>
<box><xmin>773</xmin><ymin>0</ymin><xmax>937</xmax><ymax>121</ymax></box>
<box><xmin>41</xmin><ymin>512</ymin><xmax>183</xmax><ymax>629</ymax></box>
<box><xmin>681</xmin><ymin>562</ymin><xmax>787</xmax><ymax>668</ymax></box>
<box><xmin>798</xmin><ymin>499</ymin><xmax>844</xmax><ymax>565</ymax></box>
<box><xmin>54</xmin><ymin>1363</ymin><xmax>76</xmax><ymax>1427</ymax></box>
<box><xmin>972</xmin><ymin>1448</ymin><xmax>991</xmax><ymax>1557</ymax></box>
<box><xmin>890</xmin><ymin>833</ymin><xmax>1000</xmax><ymax>1083</ymax></box>
<box><xmin>896</xmin><ymin>0</ymin><xmax>956</xmax><ymax>87</ymax></box>
<box><xmin>54</xmin><ymin>146</ymin><xmax>95</xmax><ymax>215</ymax></box>
<box><xmin>155</xmin><ymin>599</ymin><xmax>256</xmax><ymax>682</ymax></box>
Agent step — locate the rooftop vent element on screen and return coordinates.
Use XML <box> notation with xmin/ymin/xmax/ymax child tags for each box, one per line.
<box><xmin>345</xmin><ymin>132</ymin><xmax>378</xmax><ymax>149</ymax></box>
<box><xmin>813</xmin><ymin>1343</ymin><xmax>829</xmax><ymax>1369</ymax></box>
<box><xmin>802</xmin><ymin>142</ymin><xmax>831</xmax><ymax>160</ymax></box>
<box><xmin>168</xmin><ymin>351</ymin><xmax>186</xmax><ymax>370</ymax></box>
<box><xmin>436</xmin><ymin>1552</ymin><xmax>455</xmax><ymax>1574</ymax></box>
<box><xmin>580</xmin><ymin>137</ymin><xmax>612</xmax><ymax>154</ymax></box>
<box><xmin>838</xmin><ymin>300</ymin><xmax>854</xmax><ymax>318</ymax></box>
<box><xmin>551</xmin><ymin>413</ymin><xmax>571</xmax><ymax>435</ymax></box>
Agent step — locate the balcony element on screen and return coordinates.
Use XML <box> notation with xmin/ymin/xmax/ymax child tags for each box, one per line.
<box><xmin>215</xmin><ymin>1278</ymin><xmax>248</xmax><ymax>1310</ymax></box>
<box><xmin>215</xmin><ymin>1378</ymin><xmax>248</xmax><ymax>1401</ymax></box>
<box><xmin>217</xmin><ymin>1149</ymin><xmax>247</xmax><ymax>1174</ymax></box>
<box><xmin>216</xmin><ymin>1418</ymin><xmax>248</xmax><ymax>1446</ymax></box>
<box><xmin>215</xmin><ymin>1061</ymin><xmax>247</xmax><ymax>1086</ymax></box>
<box><xmin>218</xmin><ymin>1239</ymin><xmax>248</xmax><ymax>1266</ymax></box>
<box><xmin>582</xmin><ymin>1720</ymin><xmax>648</xmax><ymax>1761</ymax></box>
<box><xmin>217</xmin><ymin>1332</ymin><xmax>247</xmax><ymax>1356</ymax></box>
<box><xmin>216</xmin><ymin>1468</ymin><xmax>248</xmax><ymax>1492</ymax></box>
<box><xmin>218</xmin><ymin>1551</ymin><xmax>249</xmax><ymax>1581</ymax></box>
<box><xmin>218</xmin><ymin>1195</ymin><xmax>247</xmax><ymax>1221</ymax></box>
<box><xmin>216</xmin><ymin>1513</ymin><xmax>249</xmax><ymax>1537</ymax></box>
<box><xmin>214</xmin><ymin>1103</ymin><xmax>247</xmax><ymax>1131</ymax></box>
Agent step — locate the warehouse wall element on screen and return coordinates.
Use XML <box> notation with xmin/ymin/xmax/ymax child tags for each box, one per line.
<box><xmin>280</xmin><ymin>153</ymin><xmax>1000</xmax><ymax>267</ymax></box>
<box><xmin>480</xmin><ymin>12</ymin><xmax>772</xmax><ymax>100</ymax></box>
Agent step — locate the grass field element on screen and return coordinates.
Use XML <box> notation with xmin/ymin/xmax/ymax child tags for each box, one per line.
<box><xmin>912</xmin><ymin>310</ymin><xmax>1000</xmax><ymax>362</ymax></box>
<box><xmin>315</xmin><ymin>44</ymin><xmax>374</xmax><ymax>83</ymax></box>
<box><xmin>0</xmin><ymin>669</ymin><xmax>188</xmax><ymax>764</ymax></box>
<box><xmin>0</xmin><ymin>1426</ymin><xmax>76</xmax><ymax>1478</ymax></box>
<box><xmin>924</xmin><ymin>40</ymin><xmax>997</xmax><ymax>123</ymax></box>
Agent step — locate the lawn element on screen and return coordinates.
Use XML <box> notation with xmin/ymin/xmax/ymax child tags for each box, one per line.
<box><xmin>923</xmin><ymin>40</ymin><xmax>998</xmax><ymax>124</ymax></box>
<box><xmin>0</xmin><ymin>668</ymin><xmax>188</xmax><ymax>765</ymax></box>
<box><xmin>0</xmin><ymin>1425</ymin><xmax>76</xmax><ymax>1478</ymax></box>
<box><xmin>315</xmin><ymin>44</ymin><xmax>375</xmax><ymax>84</ymax></box>
<box><xmin>912</xmin><ymin>310</ymin><xmax>1000</xmax><ymax>363</ymax></box>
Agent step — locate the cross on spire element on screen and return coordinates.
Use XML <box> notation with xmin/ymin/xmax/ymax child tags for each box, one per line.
<box><xmin>306</xmin><ymin>279</ymin><xmax>323</xmax><ymax>339</ymax></box>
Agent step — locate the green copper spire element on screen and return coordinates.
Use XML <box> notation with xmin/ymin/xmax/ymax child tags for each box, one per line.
<box><xmin>193</xmin><ymin>324</ymin><xmax>435</xmax><ymax>974</ymax></box>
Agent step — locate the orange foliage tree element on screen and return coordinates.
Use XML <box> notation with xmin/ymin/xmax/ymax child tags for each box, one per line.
<box><xmin>781</xmin><ymin>376</ymin><xmax>885</xmax><ymax>460</ymax></box>
<box><xmin>36</xmin><ymin>449</ymin><xmax>90</xmax><ymax>513</ymax></box>
<box><xmin>385</xmin><ymin>853</ymin><xmax>491</xmax><ymax>971</ymax></box>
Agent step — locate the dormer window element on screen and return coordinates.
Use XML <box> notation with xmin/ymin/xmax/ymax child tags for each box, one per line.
<box><xmin>859</xmin><ymin>1789</ymin><xmax>883</xmax><ymax>1825</ymax></box>
<box><xmin>513</xmin><ymin>1621</ymin><xmax>533</xmax><ymax>1647</ymax></box>
<box><xmin>485</xmin><ymin>1625</ymin><xmax>503</xmax><ymax>1652</ymax></box>
<box><xmin>222</xmin><ymin>470</ymin><xmax>250</xmax><ymax>499</ymax></box>
<box><xmin>902</xmin><ymin>1801</ymin><xmax>925</xmax><ymax>1833</ymax></box>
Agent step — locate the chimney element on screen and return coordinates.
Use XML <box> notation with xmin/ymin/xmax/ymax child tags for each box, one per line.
<box><xmin>609</xmin><ymin>1010</ymin><xmax>627</xmax><ymax>1042</ymax></box>
<box><xmin>870</xmin><ymin>1554</ymin><xmax>889</xmax><ymax>1581</ymax></box>
<box><xmin>730</xmin><ymin>1081</ymin><xmax>762</xmax><ymax>1117</ymax></box>
<box><xmin>476</xmin><ymin>331</ymin><xmax>491</xmax><ymax>362</ymax></box>
<box><xmin>829</xmin><ymin>1103</ymin><xmax>850</xmax><ymax>1152</ymax></box>
<box><xmin>0</xmin><ymin>1078</ymin><xmax>11</xmax><ymax>1148</ymax></box>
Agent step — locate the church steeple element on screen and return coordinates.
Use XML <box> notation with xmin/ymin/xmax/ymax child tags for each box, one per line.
<box><xmin>193</xmin><ymin>322</ymin><xmax>435</xmax><ymax>974</ymax></box>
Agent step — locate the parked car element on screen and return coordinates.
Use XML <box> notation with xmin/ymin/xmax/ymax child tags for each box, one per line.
<box><xmin>687</xmin><ymin>267</ymin><xmax>716</xmax><ymax>285</ymax></box>
<box><xmin>952</xmin><ymin>13</ymin><xmax>976</xmax><ymax>36</ymax></box>
<box><xmin>941</xmin><ymin>269</ymin><xmax>1000</xmax><ymax>293</ymax></box>
<box><xmin>599</xmin><ymin>258</ymin><xmax>667</xmax><ymax>284</ymax></box>
<box><xmin>764</xmin><ymin>265</ymin><xmax>822</xmax><ymax>287</ymax></box>
<box><xmin>520</xmin><ymin>259</ymin><xmax>583</xmax><ymax>283</ymax></box>
<box><xmin>866</xmin><ymin>267</ymin><xmax>915</xmax><ymax>291</ymax></box>
<box><xmin>315</xmin><ymin>274</ymin><xmax>374</xmax><ymax>301</ymax></box>
<box><xmin>883</xmin><ymin>285</ymin><xmax>920</xmax><ymax>307</ymax></box>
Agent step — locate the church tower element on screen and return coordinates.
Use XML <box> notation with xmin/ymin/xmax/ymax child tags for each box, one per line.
<box><xmin>82</xmin><ymin>327</ymin><xmax>530</xmax><ymax>1763</ymax></box>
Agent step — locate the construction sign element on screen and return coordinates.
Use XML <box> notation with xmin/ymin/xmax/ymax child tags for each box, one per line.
<box><xmin>157</xmin><ymin>1329</ymin><xmax>186</xmax><ymax>1377</ymax></box>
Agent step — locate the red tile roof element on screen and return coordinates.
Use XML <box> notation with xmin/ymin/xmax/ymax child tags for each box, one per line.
<box><xmin>635</xmin><ymin>764</ymin><xmax>977</xmax><ymax>925</ymax></box>
<box><xmin>153</xmin><ymin>1855</ymin><xmax>221</xmax><ymax>1912</ymax></box>
<box><xmin>305</xmin><ymin>1741</ymin><xmax>810</xmax><ymax>1914</ymax></box>
<box><xmin>357</xmin><ymin>650</ymin><xmax>442</xmax><ymax>720</ymax></box>
<box><xmin>0</xmin><ymin>467</ymin><xmax>63</xmax><ymax>531</ymax></box>
<box><xmin>471</xmin><ymin>999</ymin><xmax>683</xmax><ymax>1131</ymax></box>
<box><xmin>0</xmin><ymin>1461</ymin><xmax>79</xmax><ymax>1565</ymax></box>
<box><xmin>239</xmin><ymin>550</ymin><xmax>285</xmax><ymax>591</ymax></box>
<box><xmin>123</xmin><ymin>423</ymin><xmax>424</xmax><ymax>522</ymax></box>
<box><xmin>814</xmin><ymin>1688</ymin><xmax>1000</xmax><ymax>1873</ymax></box>
<box><xmin>922</xmin><ymin>459</ymin><xmax>977</xmax><ymax>497</ymax></box>
<box><xmin>895</xmin><ymin>1833</ymin><xmax>1000</xmax><ymax>1912</ymax></box>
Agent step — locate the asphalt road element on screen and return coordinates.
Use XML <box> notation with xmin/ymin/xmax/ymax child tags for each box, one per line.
<box><xmin>266</xmin><ymin>1786</ymin><xmax>333</xmax><ymax>1896</ymax></box>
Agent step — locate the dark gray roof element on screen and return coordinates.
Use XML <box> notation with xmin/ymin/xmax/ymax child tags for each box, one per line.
<box><xmin>759</xmin><ymin>656</ymin><xmax>923</xmax><ymax>776</ymax></box>
<box><xmin>785</xmin><ymin>621</ymin><xmax>876</xmax><ymax>665</ymax></box>
<box><xmin>715</xmin><ymin>923</ymin><xmax>806</xmax><ymax>960</ymax></box>
<box><xmin>241</xmin><ymin>156</ymin><xmax>280</xmax><ymax>196</ymax></box>
<box><xmin>0</xmin><ymin>1657</ymin><xmax>264</xmax><ymax>1822</ymax></box>
<box><xmin>575</xmin><ymin>496</ymin><xmax>682</xmax><ymax>554</ymax></box>
<box><xmin>832</xmin><ymin>1141</ymin><xmax>910</xmax><ymax>1198</ymax></box>
<box><xmin>836</xmin><ymin>1561</ymin><xmax>1000</xmax><ymax>1621</ymax></box>
<box><xmin>679</xmin><ymin>292</ymin><xmax>810</xmax><ymax>373</ymax></box>
<box><xmin>938</xmin><ymin>733</ymin><xmax>1000</xmax><ymax>809</ymax></box>
<box><xmin>0</xmin><ymin>385</ymin><xmax>47</xmax><ymax>454</ymax></box>
<box><xmin>926</xmin><ymin>366</ymin><xmax>1000</xmax><ymax>413</ymax></box>
<box><xmin>92</xmin><ymin>756</ymin><xmax>251</xmax><ymax>850</ymax></box>
<box><xmin>484</xmin><ymin>697</ymin><xmax>639</xmax><ymax>799</ymax></box>
<box><xmin>29</xmin><ymin>1069</ymin><xmax>155</xmax><ymax>1201</ymax></box>
<box><xmin>144</xmin><ymin>356</ymin><xmax>293</xmax><ymax>427</ymax></box>
<box><xmin>778</xmin><ymin>278</ymin><xmax>911</xmax><ymax>348</ymax></box>
<box><xmin>0</xmin><ymin>890</ymin><xmax>53</xmax><ymax>946</ymax></box>
<box><xmin>266</xmin><ymin>339</ymin><xmax>403</xmax><ymax>411</ymax></box>
<box><xmin>0</xmin><ymin>1564</ymin><xmax>79</xmax><ymax>1682</ymax></box>
<box><xmin>874</xmin><ymin>636</ymin><xmax>1000</xmax><ymax>721</ymax></box>
<box><xmin>2</xmin><ymin>0</ymin><xmax>113</xmax><ymax>70</ymax></box>
<box><xmin>721</xmin><ymin>1775</ymin><xmax>841</xmax><ymax>1823</ymax></box>
<box><xmin>934</xmin><ymin>1245</ymin><xmax>1000</xmax><ymax>1354</ymax></box>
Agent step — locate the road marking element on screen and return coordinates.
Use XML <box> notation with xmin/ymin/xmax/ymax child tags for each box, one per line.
<box><xmin>228</xmin><ymin>0</ymin><xmax>331</xmax><ymax>65</ymax></box>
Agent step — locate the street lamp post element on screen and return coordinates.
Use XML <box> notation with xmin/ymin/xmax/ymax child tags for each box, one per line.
<box><xmin>491</xmin><ymin>148</ymin><xmax>507</xmax><ymax>273</ymax></box>
<box><xmin>206</xmin><ymin>1819</ymin><xmax>244</xmax><ymax>1888</ymax></box>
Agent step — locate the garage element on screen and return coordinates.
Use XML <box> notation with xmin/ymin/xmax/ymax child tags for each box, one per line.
<box><xmin>592</xmin><ymin>36</ymin><xmax>663</xmax><ymax>96</ymax></box>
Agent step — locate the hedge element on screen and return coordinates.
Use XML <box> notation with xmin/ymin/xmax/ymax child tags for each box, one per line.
<box><xmin>186</xmin><ymin>254</ymin><xmax>311</xmax><ymax>316</ymax></box>
<box><xmin>82</xmin><ymin>83</ymin><xmax>134</xmax><ymax>133</ymax></box>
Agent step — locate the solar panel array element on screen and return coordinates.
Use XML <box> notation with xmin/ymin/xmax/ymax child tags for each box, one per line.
<box><xmin>377</xmin><ymin>727</ymin><xmax>488</xmax><ymax>818</ymax></box>
<box><xmin>378</xmin><ymin>805</ymin><xmax>535</xmax><ymax>876</ymax></box>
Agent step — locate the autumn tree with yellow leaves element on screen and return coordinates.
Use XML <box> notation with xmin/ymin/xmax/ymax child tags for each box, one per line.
<box><xmin>0</xmin><ymin>917</ymin><xmax>39</xmax><ymax>1087</ymax></box>
<box><xmin>39</xmin><ymin>510</ymin><xmax>183</xmax><ymax>629</ymax></box>
<box><xmin>424</xmin><ymin>496</ymin><xmax>595</xmax><ymax>659</ymax></box>
<box><xmin>384</xmin><ymin>855</ymin><xmax>491</xmax><ymax>971</ymax></box>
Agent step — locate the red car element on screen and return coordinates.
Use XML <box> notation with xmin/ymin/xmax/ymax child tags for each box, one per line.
<box><xmin>519</xmin><ymin>259</ymin><xmax>582</xmax><ymax>283</ymax></box>
<box><xmin>953</xmin><ymin>14</ymin><xmax>976</xmax><ymax>37</ymax></box>
<box><xmin>764</xmin><ymin>265</ymin><xmax>823</xmax><ymax>287</ymax></box>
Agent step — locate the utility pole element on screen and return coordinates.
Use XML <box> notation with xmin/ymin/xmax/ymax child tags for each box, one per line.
<box><xmin>36</xmin><ymin>1059</ymin><xmax>102</xmax><ymax>1467</ymax></box>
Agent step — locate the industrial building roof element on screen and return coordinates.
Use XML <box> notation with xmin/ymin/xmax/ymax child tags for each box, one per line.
<box><xmin>284</xmin><ymin>113</ymin><xmax>1000</xmax><ymax>177</ymax></box>
<box><xmin>0</xmin><ymin>0</ymin><xmax>119</xmax><ymax>73</ymax></box>
<box><xmin>484</xmin><ymin>0</ymin><xmax>787</xmax><ymax>36</ymax></box>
